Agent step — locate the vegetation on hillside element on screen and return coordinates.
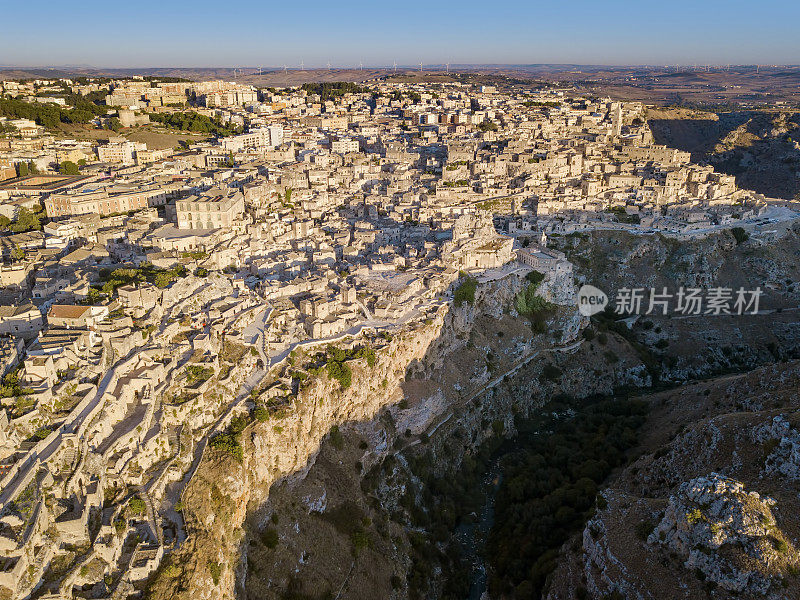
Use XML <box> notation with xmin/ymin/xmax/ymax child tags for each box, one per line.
<box><xmin>97</xmin><ymin>263</ymin><xmax>187</xmax><ymax>296</ymax></box>
<box><xmin>0</xmin><ymin>206</ymin><xmax>43</xmax><ymax>233</ymax></box>
<box><xmin>453</xmin><ymin>274</ymin><xmax>478</xmax><ymax>306</ymax></box>
<box><xmin>148</xmin><ymin>111</ymin><xmax>242</xmax><ymax>137</ymax></box>
<box><xmin>515</xmin><ymin>270</ymin><xmax>554</xmax><ymax>332</ymax></box>
<box><xmin>377</xmin><ymin>393</ymin><xmax>647</xmax><ymax>600</ymax></box>
<box><xmin>731</xmin><ymin>226</ymin><xmax>749</xmax><ymax>244</ymax></box>
<box><xmin>0</xmin><ymin>94</ymin><xmax>108</xmax><ymax>129</ymax></box>
<box><xmin>301</xmin><ymin>82</ymin><xmax>369</xmax><ymax>102</ymax></box>
<box><xmin>487</xmin><ymin>396</ymin><xmax>648</xmax><ymax>598</ymax></box>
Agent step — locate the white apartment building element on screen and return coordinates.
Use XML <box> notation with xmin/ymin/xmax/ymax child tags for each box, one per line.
<box><xmin>331</xmin><ymin>138</ymin><xmax>360</xmax><ymax>154</ymax></box>
<box><xmin>176</xmin><ymin>189</ymin><xmax>245</xmax><ymax>230</ymax></box>
<box><xmin>220</xmin><ymin>126</ymin><xmax>284</xmax><ymax>152</ymax></box>
<box><xmin>97</xmin><ymin>140</ymin><xmax>146</xmax><ymax>165</ymax></box>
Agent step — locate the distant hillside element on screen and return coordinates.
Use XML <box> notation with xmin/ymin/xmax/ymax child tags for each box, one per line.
<box><xmin>648</xmin><ymin>107</ymin><xmax>800</xmax><ymax>200</ymax></box>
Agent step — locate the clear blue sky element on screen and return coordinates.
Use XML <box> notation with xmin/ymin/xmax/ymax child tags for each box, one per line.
<box><xmin>2</xmin><ymin>0</ymin><xmax>798</xmax><ymax>68</ymax></box>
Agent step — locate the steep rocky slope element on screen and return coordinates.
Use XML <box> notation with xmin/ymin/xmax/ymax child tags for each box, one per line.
<box><xmin>547</xmin><ymin>360</ymin><xmax>800</xmax><ymax>600</ymax></box>
<box><xmin>146</xmin><ymin>225</ymin><xmax>800</xmax><ymax>600</ymax></box>
<box><xmin>145</xmin><ymin>268</ymin><xmax>586</xmax><ymax>600</ymax></box>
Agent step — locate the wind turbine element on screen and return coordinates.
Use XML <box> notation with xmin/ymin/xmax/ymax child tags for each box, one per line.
<box><xmin>359</xmin><ymin>61</ymin><xmax>363</xmax><ymax>71</ymax></box>
<box><xmin>283</xmin><ymin>64</ymin><xmax>287</xmax><ymax>72</ymax></box>
<box><xmin>419</xmin><ymin>61</ymin><xmax>423</xmax><ymax>72</ymax></box>
<box><xmin>393</xmin><ymin>60</ymin><xmax>397</xmax><ymax>73</ymax></box>
<box><xmin>445</xmin><ymin>62</ymin><xmax>450</xmax><ymax>74</ymax></box>
<box><xmin>258</xmin><ymin>66</ymin><xmax>262</xmax><ymax>76</ymax></box>
<box><xmin>327</xmin><ymin>62</ymin><xmax>331</xmax><ymax>70</ymax></box>
<box><xmin>300</xmin><ymin>60</ymin><xmax>304</xmax><ymax>71</ymax></box>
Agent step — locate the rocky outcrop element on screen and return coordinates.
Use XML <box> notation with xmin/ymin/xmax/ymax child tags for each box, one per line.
<box><xmin>650</xmin><ymin>473</ymin><xmax>797</xmax><ymax>594</ymax></box>
<box><xmin>753</xmin><ymin>415</ymin><xmax>800</xmax><ymax>481</ymax></box>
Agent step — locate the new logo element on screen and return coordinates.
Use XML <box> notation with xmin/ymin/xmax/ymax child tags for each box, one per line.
<box><xmin>577</xmin><ymin>285</ymin><xmax>608</xmax><ymax>316</ymax></box>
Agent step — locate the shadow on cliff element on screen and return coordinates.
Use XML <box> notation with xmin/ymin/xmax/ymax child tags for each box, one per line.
<box><xmin>648</xmin><ymin>113</ymin><xmax>751</xmax><ymax>158</ymax></box>
<box><xmin>148</xmin><ymin>262</ymin><xmax>589</xmax><ymax>600</ymax></box>
<box><xmin>649</xmin><ymin>110</ymin><xmax>800</xmax><ymax>199</ymax></box>
<box><xmin>147</xmin><ymin>228</ymin><xmax>800</xmax><ymax>600</ymax></box>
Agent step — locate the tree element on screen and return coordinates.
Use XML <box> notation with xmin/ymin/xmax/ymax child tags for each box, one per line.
<box><xmin>10</xmin><ymin>208</ymin><xmax>42</xmax><ymax>233</ymax></box>
<box><xmin>0</xmin><ymin>216</ymin><xmax>11</xmax><ymax>229</ymax></box>
<box><xmin>59</xmin><ymin>161</ymin><xmax>80</xmax><ymax>176</ymax></box>
<box><xmin>453</xmin><ymin>275</ymin><xmax>477</xmax><ymax>305</ymax></box>
<box><xmin>731</xmin><ymin>227</ymin><xmax>749</xmax><ymax>245</ymax></box>
<box><xmin>11</xmin><ymin>246</ymin><xmax>25</xmax><ymax>261</ymax></box>
<box><xmin>127</xmin><ymin>497</ymin><xmax>147</xmax><ymax>516</ymax></box>
<box><xmin>15</xmin><ymin>162</ymin><xmax>28</xmax><ymax>177</ymax></box>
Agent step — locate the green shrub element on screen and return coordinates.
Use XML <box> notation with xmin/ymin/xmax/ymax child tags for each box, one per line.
<box><xmin>772</xmin><ymin>536</ymin><xmax>789</xmax><ymax>554</ymax></box>
<box><xmin>208</xmin><ymin>561</ymin><xmax>222</xmax><ymax>585</ymax></box>
<box><xmin>253</xmin><ymin>405</ymin><xmax>269</xmax><ymax>422</ymax></box>
<box><xmin>262</xmin><ymin>527</ymin><xmax>279</xmax><ymax>549</ymax></box>
<box><xmin>539</xmin><ymin>364</ymin><xmax>562</xmax><ymax>383</ymax></box>
<box><xmin>453</xmin><ymin>275</ymin><xmax>478</xmax><ymax>306</ymax></box>
<box><xmin>128</xmin><ymin>497</ymin><xmax>147</xmax><ymax>516</ymax></box>
<box><xmin>186</xmin><ymin>365</ymin><xmax>214</xmax><ymax>385</ymax></box>
<box><xmin>351</xmin><ymin>528</ymin><xmax>371</xmax><ymax>555</ymax></box>
<box><xmin>329</xmin><ymin>425</ymin><xmax>344</xmax><ymax>450</ymax></box>
<box><xmin>731</xmin><ymin>227</ymin><xmax>749</xmax><ymax>244</ymax></box>
<box><xmin>209</xmin><ymin>433</ymin><xmax>243</xmax><ymax>461</ymax></box>
<box><xmin>635</xmin><ymin>519</ymin><xmax>655</xmax><ymax>541</ymax></box>
<box><xmin>326</xmin><ymin>359</ymin><xmax>352</xmax><ymax>389</ymax></box>
<box><xmin>515</xmin><ymin>277</ymin><xmax>555</xmax><ymax>332</ymax></box>
<box><xmin>525</xmin><ymin>270</ymin><xmax>545</xmax><ymax>286</ymax></box>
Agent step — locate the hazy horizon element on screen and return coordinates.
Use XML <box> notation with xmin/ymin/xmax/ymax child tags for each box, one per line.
<box><xmin>2</xmin><ymin>0</ymin><xmax>799</xmax><ymax>69</ymax></box>
<box><xmin>3</xmin><ymin>63</ymin><xmax>800</xmax><ymax>71</ymax></box>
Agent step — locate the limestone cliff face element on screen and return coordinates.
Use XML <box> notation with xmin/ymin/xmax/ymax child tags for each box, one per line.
<box><xmin>160</xmin><ymin>321</ymin><xmax>444</xmax><ymax>600</ymax></box>
<box><xmin>149</xmin><ymin>270</ymin><xmax>565</xmax><ymax>600</ymax></box>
